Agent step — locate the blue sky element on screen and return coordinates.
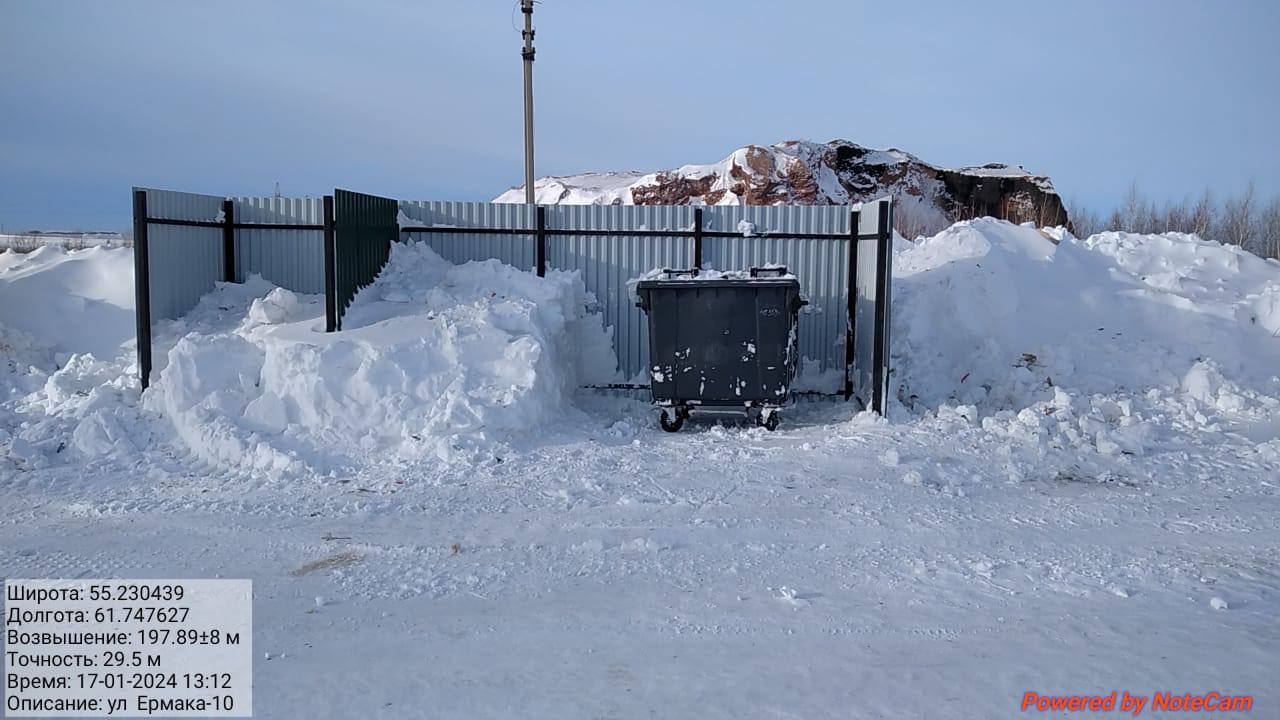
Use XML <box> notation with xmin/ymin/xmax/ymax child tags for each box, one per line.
<box><xmin>2</xmin><ymin>0</ymin><xmax>1277</xmax><ymax>232</ymax></box>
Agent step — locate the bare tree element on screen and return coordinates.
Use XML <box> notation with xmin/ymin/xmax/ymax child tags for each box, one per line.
<box><xmin>1189</xmin><ymin>188</ymin><xmax>1216</xmax><ymax>238</ymax></box>
<box><xmin>1067</xmin><ymin>196</ymin><xmax>1100</xmax><ymax>238</ymax></box>
<box><xmin>1110</xmin><ymin>182</ymin><xmax>1155</xmax><ymax>233</ymax></box>
<box><xmin>1160</xmin><ymin>198</ymin><xmax>1189</xmax><ymax>234</ymax></box>
<box><xmin>1220</xmin><ymin>181</ymin><xmax>1257</xmax><ymax>249</ymax></box>
<box><xmin>1259</xmin><ymin>196</ymin><xmax>1280</xmax><ymax>260</ymax></box>
<box><xmin>1084</xmin><ymin>182</ymin><xmax>1277</xmax><ymax>260</ymax></box>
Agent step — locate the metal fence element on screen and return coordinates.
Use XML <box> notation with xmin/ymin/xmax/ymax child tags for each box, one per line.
<box><xmin>399</xmin><ymin>200</ymin><xmax>536</xmax><ymax>271</ymax></box>
<box><xmin>134</xmin><ymin>186</ymin><xmax>895</xmax><ymax>411</ymax></box>
<box><xmin>399</xmin><ymin>200</ymin><xmax>893</xmax><ymax>409</ymax></box>
<box><xmin>331</xmin><ymin>189</ymin><xmax>398</xmax><ymax>331</ymax></box>
<box><xmin>132</xmin><ymin>187</ymin><xmax>330</xmax><ymax>388</ymax></box>
<box><xmin>133</xmin><ymin>188</ymin><xmax>225</xmax><ymax>323</ymax></box>
<box><xmin>232</xmin><ymin>196</ymin><xmax>327</xmax><ymax>294</ymax></box>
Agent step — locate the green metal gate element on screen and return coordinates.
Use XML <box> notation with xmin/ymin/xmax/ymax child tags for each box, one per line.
<box><xmin>327</xmin><ymin>188</ymin><xmax>398</xmax><ymax>331</ymax></box>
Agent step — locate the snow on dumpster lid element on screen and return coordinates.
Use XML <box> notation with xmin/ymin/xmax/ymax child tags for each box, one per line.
<box><xmin>634</xmin><ymin>266</ymin><xmax>798</xmax><ymax>282</ymax></box>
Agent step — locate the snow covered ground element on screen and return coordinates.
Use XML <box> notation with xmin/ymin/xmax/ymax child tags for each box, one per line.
<box><xmin>2</xmin><ymin>223</ymin><xmax>1278</xmax><ymax>717</ymax></box>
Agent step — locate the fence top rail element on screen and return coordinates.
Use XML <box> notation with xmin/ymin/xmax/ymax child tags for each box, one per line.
<box><xmin>142</xmin><ymin>216</ymin><xmax>325</xmax><ymax>231</ymax></box>
<box><xmin>399</xmin><ymin>224</ymin><xmax>880</xmax><ymax>241</ymax></box>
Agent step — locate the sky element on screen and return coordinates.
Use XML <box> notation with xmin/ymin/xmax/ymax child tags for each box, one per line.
<box><xmin>1</xmin><ymin>0</ymin><xmax>1278</xmax><ymax>232</ymax></box>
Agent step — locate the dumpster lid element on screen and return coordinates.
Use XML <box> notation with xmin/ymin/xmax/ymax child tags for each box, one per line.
<box><xmin>636</xmin><ymin>277</ymin><xmax>800</xmax><ymax>290</ymax></box>
<box><xmin>635</xmin><ymin>267</ymin><xmax>800</xmax><ymax>290</ymax></box>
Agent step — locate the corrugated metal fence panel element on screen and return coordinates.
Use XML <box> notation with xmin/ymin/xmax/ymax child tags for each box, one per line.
<box><xmin>853</xmin><ymin>202</ymin><xmax>888</xmax><ymax>406</ymax></box>
<box><xmin>233</xmin><ymin>196</ymin><xmax>326</xmax><ymax>294</ymax></box>
<box><xmin>547</xmin><ymin>205</ymin><xmax>695</xmax><ymax>381</ymax></box>
<box><xmin>140</xmin><ymin>187</ymin><xmax>224</xmax><ymax>320</ymax></box>
<box><xmin>388</xmin><ymin>200</ymin><xmax>892</xmax><ymax>398</ymax></box>
<box><xmin>333</xmin><ymin>189</ymin><xmax>398</xmax><ymax>329</ymax></box>
<box><xmin>399</xmin><ymin>201</ymin><xmax>534</xmax><ymax>270</ymax></box>
<box><xmin>703</xmin><ymin>205</ymin><xmax>852</xmax><ymax>390</ymax></box>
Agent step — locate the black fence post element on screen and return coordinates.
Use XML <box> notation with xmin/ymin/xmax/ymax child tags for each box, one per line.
<box><xmin>693</xmin><ymin>207</ymin><xmax>703</xmax><ymax>269</ymax></box>
<box><xmin>132</xmin><ymin>189</ymin><xmax>152</xmax><ymax>390</ymax></box>
<box><xmin>323</xmin><ymin>194</ymin><xmax>337</xmax><ymax>332</ymax></box>
<box><xmin>536</xmin><ymin>205</ymin><xmax>546</xmax><ymax>277</ymax></box>
<box><xmin>844</xmin><ymin>209</ymin><xmax>860</xmax><ymax>401</ymax></box>
<box><xmin>221</xmin><ymin>199</ymin><xmax>235</xmax><ymax>282</ymax></box>
<box><xmin>871</xmin><ymin>200</ymin><xmax>890</xmax><ymax>414</ymax></box>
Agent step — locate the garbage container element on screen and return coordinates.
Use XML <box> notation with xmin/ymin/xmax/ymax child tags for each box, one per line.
<box><xmin>635</xmin><ymin>267</ymin><xmax>805</xmax><ymax>432</ymax></box>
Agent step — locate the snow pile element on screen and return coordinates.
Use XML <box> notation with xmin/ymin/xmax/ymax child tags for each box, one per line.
<box><xmin>892</xmin><ymin>219</ymin><xmax>1280</xmax><ymax>456</ymax></box>
<box><xmin>145</xmin><ymin>242</ymin><xmax>617</xmax><ymax>472</ymax></box>
<box><xmin>0</xmin><ymin>327</ymin><xmax>142</xmax><ymax>471</ymax></box>
<box><xmin>1083</xmin><ymin>230</ymin><xmax>1280</xmax><ymax>336</ymax></box>
<box><xmin>631</xmin><ymin>265</ymin><xmax>796</xmax><ymax>283</ymax></box>
<box><xmin>496</xmin><ymin>171</ymin><xmax>646</xmax><ymax>206</ymax></box>
<box><xmin>4</xmin><ymin>220</ymin><xmax>1276</xmax><ymax>476</ymax></box>
<box><xmin>0</xmin><ymin>247</ymin><xmax>141</xmax><ymax>471</ymax></box>
<box><xmin>247</xmin><ymin>287</ymin><xmax>301</xmax><ymax>325</ymax></box>
<box><xmin>0</xmin><ymin>245</ymin><xmax>135</xmax><ymax>361</ymax></box>
<box><xmin>1</xmin><ymin>241</ymin><xmax>616</xmax><ymax>474</ymax></box>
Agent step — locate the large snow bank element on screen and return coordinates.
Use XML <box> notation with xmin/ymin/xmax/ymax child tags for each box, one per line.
<box><xmin>1</xmin><ymin>241</ymin><xmax>616</xmax><ymax>474</ymax></box>
<box><xmin>0</xmin><ymin>245</ymin><xmax>135</xmax><ymax>361</ymax></box>
<box><xmin>892</xmin><ymin>219</ymin><xmax>1280</xmax><ymax>456</ymax></box>
<box><xmin>0</xmin><ymin>247</ymin><xmax>140</xmax><ymax>471</ymax></box>
<box><xmin>144</xmin><ymin>241</ymin><xmax>618</xmax><ymax>473</ymax></box>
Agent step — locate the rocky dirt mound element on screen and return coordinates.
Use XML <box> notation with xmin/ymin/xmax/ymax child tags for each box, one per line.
<box><xmin>496</xmin><ymin>139</ymin><xmax>1068</xmax><ymax>236</ymax></box>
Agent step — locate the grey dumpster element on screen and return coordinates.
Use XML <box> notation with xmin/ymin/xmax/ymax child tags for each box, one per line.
<box><xmin>635</xmin><ymin>267</ymin><xmax>805</xmax><ymax>432</ymax></box>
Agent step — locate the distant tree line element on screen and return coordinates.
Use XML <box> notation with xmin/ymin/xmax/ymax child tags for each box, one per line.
<box><xmin>0</xmin><ymin>232</ymin><xmax>130</xmax><ymax>253</ymax></box>
<box><xmin>1071</xmin><ymin>182</ymin><xmax>1280</xmax><ymax>260</ymax></box>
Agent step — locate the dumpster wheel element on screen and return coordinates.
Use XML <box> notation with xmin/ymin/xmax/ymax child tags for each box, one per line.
<box><xmin>758</xmin><ymin>407</ymin><xmax>781</xmax><ymax>432</ymax></box>
<box><xmin>659</xmin><ymin>408</ymin><xmax>688</xmax><ymax>433</ymax></box>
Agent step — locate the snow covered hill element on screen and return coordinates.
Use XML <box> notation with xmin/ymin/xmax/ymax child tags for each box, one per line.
<box><xmin>495</xmin><ymin>140</ymin><xmax>1068</xmax><ymax>235</ymax></box>
<box><xmin>1</xmin><ymin>222</ymin><xmax>1277</xmax><ymax>717</ymax></box>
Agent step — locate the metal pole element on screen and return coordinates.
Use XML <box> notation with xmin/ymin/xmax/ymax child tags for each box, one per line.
<box><xmin>693</xmin><ymin>207</ymin><xmax>703</xmax><ymax>269</ymax></box>
<box><xmin>221</xmin><ymin>199</ymin><xmax>236</xmax><ymax>282</ymax></box>
<box><xmin>521</xmin><ymin>0</ymin><xmax>536</xmax><ymax>205</ymax></box>
<box><xmin>844</xmin><ymin>209</ymin><xmax>860</xmax><ymax>401</ymax></box>
<box><xmin>536</xmin><ymin>205</ymin><xmax>546</xmax><ymax>277</ymax></box>
<box><xmin>871</xmin><ymin>200</ymin><xmax>890</xmax><ymax>414</ymax></box>
<box><xmin>323</xmin><ymin>195</ymin><xmax>337</xmax><ymax>332</ymax></box>
<box><xmin>131</xmin><ymin>189</ymin><xmax>152</xmax><ymax>390</ymax></box>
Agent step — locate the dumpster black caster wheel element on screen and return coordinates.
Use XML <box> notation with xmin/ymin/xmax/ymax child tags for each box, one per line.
<box><xmin>660</xmin><ymin>409</ymin><xmax>685</xmax><ymax>433</ymax></box>
<box><xmin>758</xmin><ymin>411</ymin><xmax>780</xmax><ymax>432</ymax></box>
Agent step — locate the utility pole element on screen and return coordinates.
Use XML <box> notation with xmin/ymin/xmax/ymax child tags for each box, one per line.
<box><xmin>521</xmin><ymin>0</ymin><xmax>536</xmax><ymax>204</ymax></box>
